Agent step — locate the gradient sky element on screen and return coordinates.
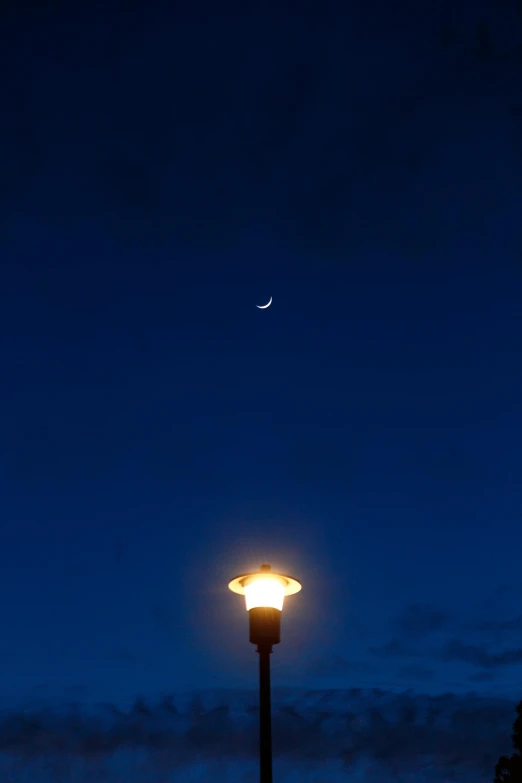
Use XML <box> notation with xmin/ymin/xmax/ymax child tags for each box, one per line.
<box><xmin>1</xmin><ymin>0</ymin><xmax>522</xmax><ymax>715</ymax></box>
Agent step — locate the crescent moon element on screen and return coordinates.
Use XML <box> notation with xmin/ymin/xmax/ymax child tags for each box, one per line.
<box><xmin>257</xmin><ymin>296</ymin><xmax>272</xmax><ymax>309</ymax></box>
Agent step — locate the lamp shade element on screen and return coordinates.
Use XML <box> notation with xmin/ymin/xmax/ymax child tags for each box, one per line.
<box><xmin>228</xmin><ymin>564</ymin><xmax>302</xmax><ymax>612</ymax></box>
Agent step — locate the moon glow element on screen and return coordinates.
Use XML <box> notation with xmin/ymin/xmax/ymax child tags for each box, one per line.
<box><xmin>257</xmin><ymin>297</ymin><xmax>272</xmax><ymax>309</ymax></box>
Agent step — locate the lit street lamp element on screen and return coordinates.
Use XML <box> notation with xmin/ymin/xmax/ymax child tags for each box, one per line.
<box><xmin>228</xmin><ymin>564</ymin><xmax>302</xmax><ymax>783</ymax></box>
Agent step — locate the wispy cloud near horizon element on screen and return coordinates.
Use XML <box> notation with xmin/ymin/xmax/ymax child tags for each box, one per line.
<box><xmin>442</xmin><ymin>639</ymin><xmax>522</xmax><ymax>669</ymax></box>
<box><xmin>0</xmin><ymin>686</ymin><xmax>517</xmax><ymax>781</ymax></box>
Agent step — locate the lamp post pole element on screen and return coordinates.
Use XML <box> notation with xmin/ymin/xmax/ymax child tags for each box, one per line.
<box><xmin>258</xmin><ymin>643</ymin><xmax>273</xmax><ymax>783</ymax></box>
<box><xmin>228</xmin><ymin>564</ymin><xmax>302</xmax><ymax>783</ymax></box>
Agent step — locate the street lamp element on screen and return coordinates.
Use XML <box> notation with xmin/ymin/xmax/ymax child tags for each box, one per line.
<box><xmin>228</xmin><ymin>564</ymin><xmax>302</xmax><ymax>783</ymax></box>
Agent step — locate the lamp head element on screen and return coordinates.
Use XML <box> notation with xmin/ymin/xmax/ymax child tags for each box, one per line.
<box><xmin>228</xmin><ymin>564</ymin><xmax>302</xmax><ymax>646</ymax></box>
<box><xmin>228</xmin><ymin>564</ymin><xmax>302</xmax><ymax>611</ymax></box>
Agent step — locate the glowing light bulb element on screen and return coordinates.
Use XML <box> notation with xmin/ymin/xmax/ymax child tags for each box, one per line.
<box><xmin>243</xmin><ymin>576</ymin><xmax>286</xmax><ymax>611</ymax></box>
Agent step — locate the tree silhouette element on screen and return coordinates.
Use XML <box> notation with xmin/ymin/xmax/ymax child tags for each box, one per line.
<box><xmin>495</xmin><ymin>700</ymin><xmax>522</xmax><ymax>783</ymax></box>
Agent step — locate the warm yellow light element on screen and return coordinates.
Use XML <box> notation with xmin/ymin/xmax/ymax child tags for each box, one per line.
<box><xmin>243</xmin><ymin>576</ymin><xmax>286</xmax><ymax>611</ymax></box>
<box><xmin>228</xmin><ymin>564</ymin><xmax>301</xmax><ymax>611</ymax></box>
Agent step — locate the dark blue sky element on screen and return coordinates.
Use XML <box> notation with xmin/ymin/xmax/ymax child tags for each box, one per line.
<box><xmin>1</xmin><ymin>0</ymin><xmax>522</xmax><ymax>714</ymax></box>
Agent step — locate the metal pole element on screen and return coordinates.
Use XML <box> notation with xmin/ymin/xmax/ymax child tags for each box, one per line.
<box><xmin>257</xmin><ymin>643</ymin><xmax>273</xmax><ymax>783</ymax></box>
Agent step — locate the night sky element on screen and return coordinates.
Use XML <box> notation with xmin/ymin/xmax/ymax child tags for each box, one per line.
<box><xmin>1</xmin><ymin>0</ymin><xmax>522</xmax><ymax>778</ymax></box>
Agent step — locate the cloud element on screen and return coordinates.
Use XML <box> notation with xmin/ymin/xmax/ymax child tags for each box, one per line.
<box><xmin>469</xmin><ymin>671</ymin><xmax>495</xmax><ymax>683</ymax></box>
<box><xmin>396</xmin><ymin>603</ymin><xmax>450</xmax><ymax>638</ymax></box>
<box><xmin>469</xmin><ymin>616</ymin><xmax>522</xmax><ymax>633</ymax></box>
<box><xmin>442</xmin><ymin>639</ymin><xmax>522</xmax><ymax>668</ymax></box>
<box><xmin>369</xmin><ymin>638</ymin><xmax>422</xmax><ymax>658</ymax></box>
<box><xmin>0</xmin><ymin>687</ymin><xmax>515</xmax><ymax>781</ymax></box>
<box><xmin>306</xmin><ymin>656</ymin><xmax>379</xmax><ymax>678</ymax></box>
<box><xmin>396</xmin><ymin>664</ymin><xmax>435</xmax><ymax>681</ymax></box>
